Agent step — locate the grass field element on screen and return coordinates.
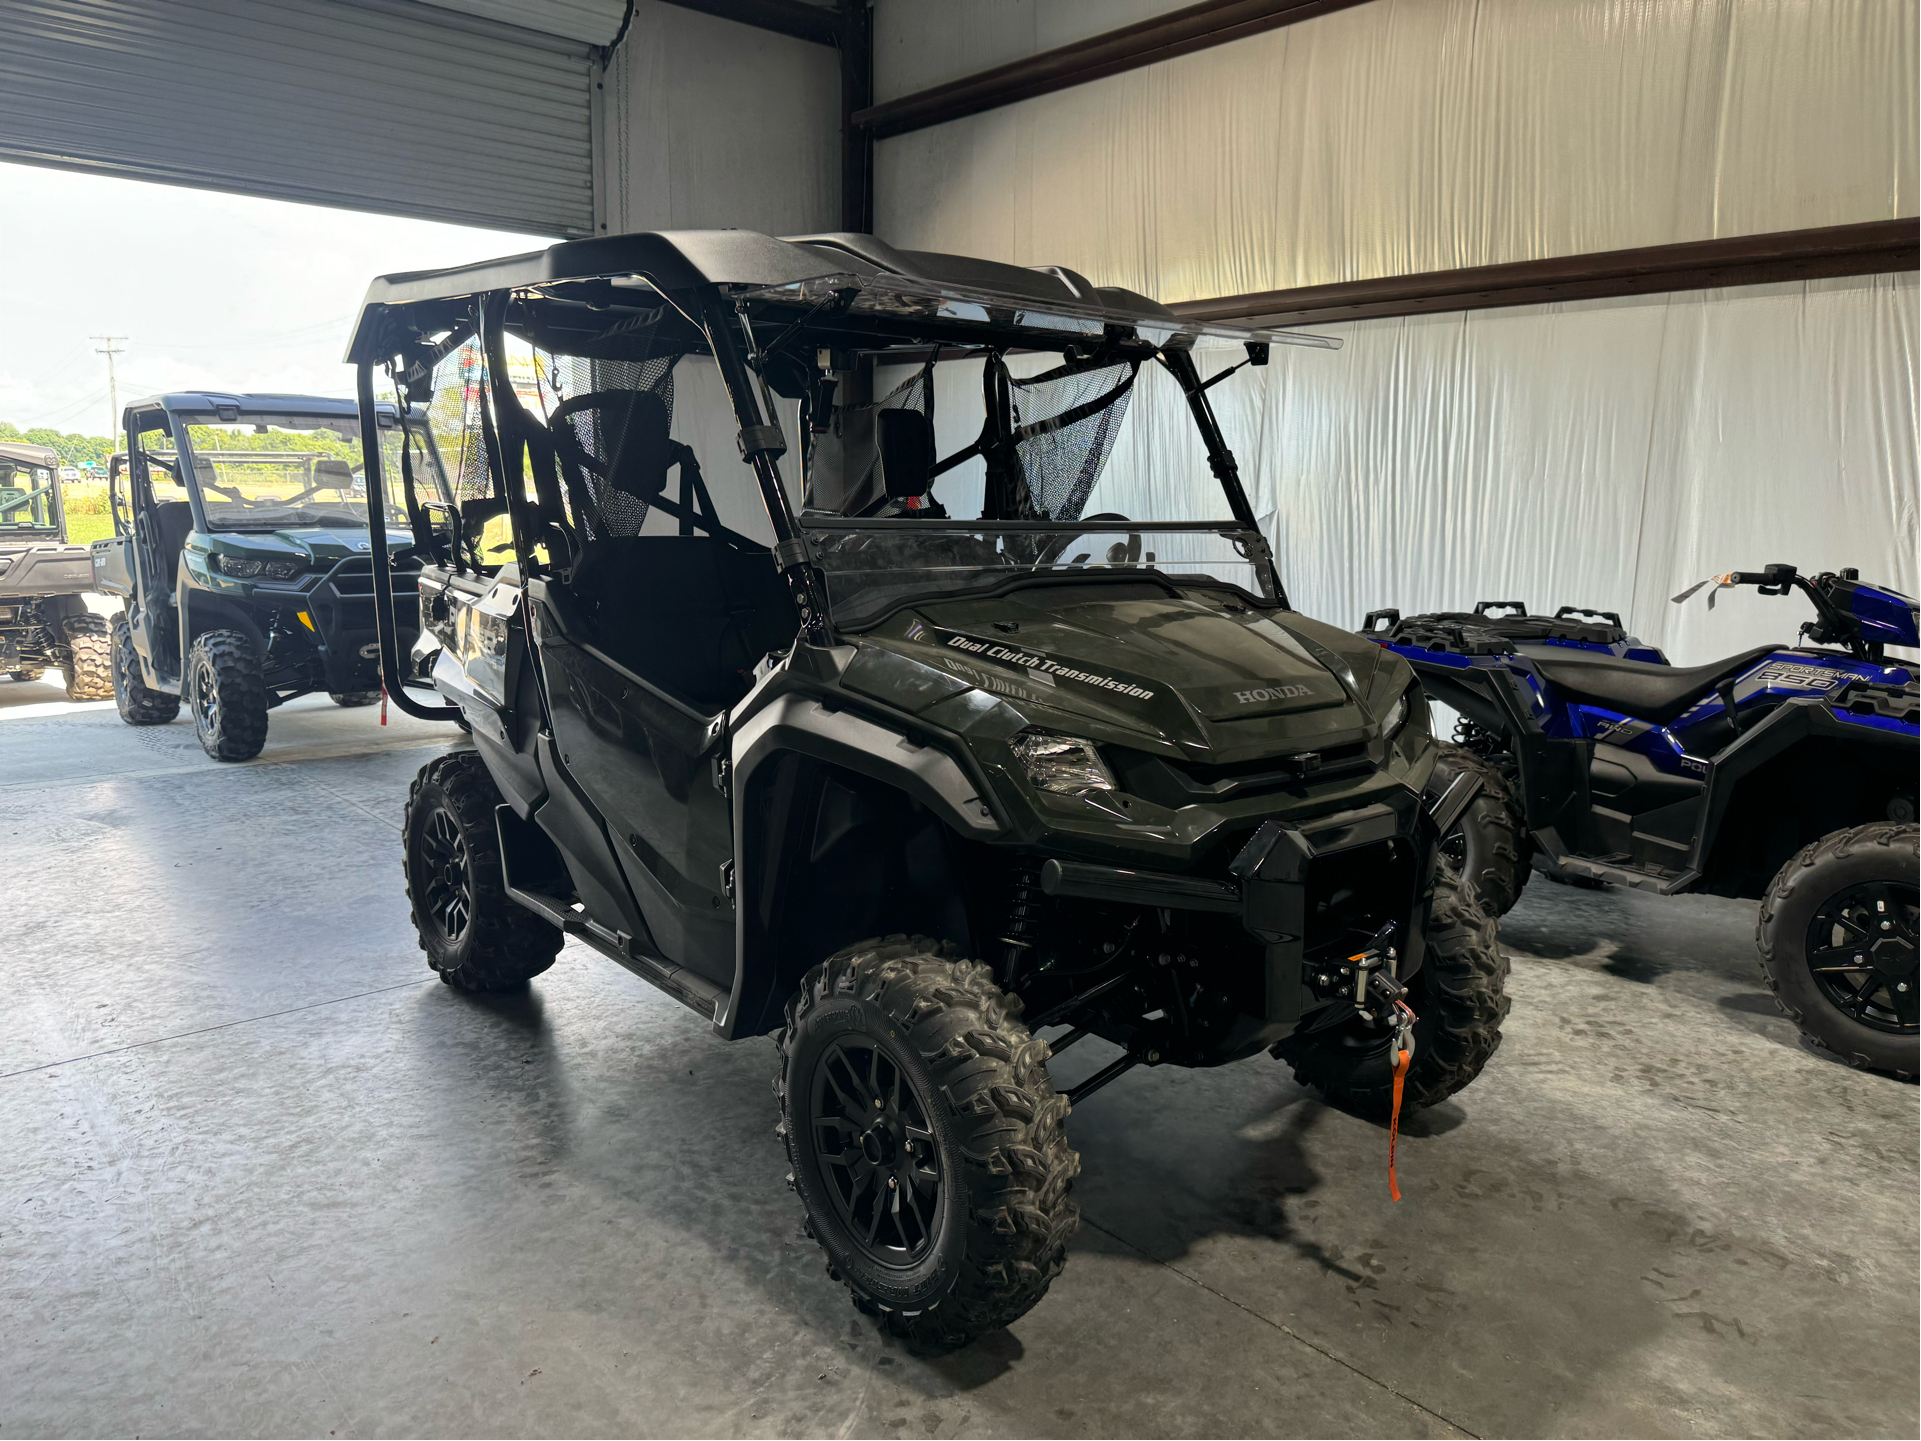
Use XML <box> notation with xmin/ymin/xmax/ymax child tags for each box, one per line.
<box><xmin>62</xmin><ymin>512</ymin><xmax>114</xmax><ymax>545</ymax></box>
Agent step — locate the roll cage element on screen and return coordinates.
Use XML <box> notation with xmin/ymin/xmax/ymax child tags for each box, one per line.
<box><xmin>345</xmin><ymin>229</ymin><xmax>1337</xmax><ymax>720</ymax></box>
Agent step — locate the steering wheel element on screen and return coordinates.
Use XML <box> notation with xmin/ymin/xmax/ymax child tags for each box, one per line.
<box><xmin>1037</xmin><ymin>512</ymin><xmax>1140</xmax><ymax>566</ymax></box>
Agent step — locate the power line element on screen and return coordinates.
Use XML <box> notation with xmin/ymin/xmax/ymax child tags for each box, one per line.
<box><xmin>90</xmin><ymin>335</ymin><xmax>127</xmax><ymax>443</ymax></box>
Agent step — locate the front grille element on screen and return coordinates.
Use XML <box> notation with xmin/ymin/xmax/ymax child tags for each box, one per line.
<box><xmin>1108</xmin><ymin>740</ymin><xmax>1373</xmax><ymax>808</ymax></box>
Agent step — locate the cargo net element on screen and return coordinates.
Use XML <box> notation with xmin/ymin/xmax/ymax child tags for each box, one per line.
<box><xmin>533</xmin><ymin>352</ymin><xmax>680</xmax><ymax>541</ymax></box>
<box><xmin>1008</xmin><ymin>359</ymin><xmax>1138</xmax><ymax>522</ymax></box>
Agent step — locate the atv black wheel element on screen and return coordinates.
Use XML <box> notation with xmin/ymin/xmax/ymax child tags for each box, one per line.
<box><xmin>331</xmin><ymin>690</ymin><xmax>381</xmax><ymax>707</ymax></box>
<box><xmin>112</xmin><ymin>615</ymin><xmax>180</xmax><ymax>726</ymax></box>
<box><xmin>8</xmin><ymin>668</ymin><xmax>44</xmax><ymax>682</ymax></box>
<box><xmin>1434</xmin><ymin>743</ymin><xmax>1532</xmax><ymax>916</ymax></box>
<box><xmin>778</xmin><ymin>937</ymin><xmax>1079</xmax><ymax>1350</ymax></box>
<box><xmin>60</xmin><ymin>613</ymin><xmax>114</xmax><ymax>701</ymax></box>
<box><xmin>186</xmin><ymin>629</ymin><xmax>270</xmax><ymax>761</ymax></box>
<box><xmin>1274</xmin><ymin>855</ymin><xmax>1510</xmax><ymax>1115</ymax></box>
<box><xmin>403</xmin><ymin>752</ymin><xmax>562</xmax><ymax>991</ymax></box>
<box><xmin>1757</xmin><ymin>824</ymin><xmax>1917</xmax><ymax>1077</ymax></box>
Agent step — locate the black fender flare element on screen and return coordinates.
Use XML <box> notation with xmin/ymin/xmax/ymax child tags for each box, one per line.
<box><xmin>179</xmin><ymin>586</ymin><xmax>268</xmax><ymax>657</ymax></box>
<box><xmin>716</xmin><ymin>692</ymin><xmax>1002</xmax><ymax>1038</ymax></box>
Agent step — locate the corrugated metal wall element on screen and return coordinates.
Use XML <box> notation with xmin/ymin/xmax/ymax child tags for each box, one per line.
<box><xmin>870</xmin><ymin>0</ymin><xmax>1919</xmax><ymax>662</ymax></box>
<box><xmin>0</xmin><ymin>0</ymin><xmax>595</xmax><ymax>235</ymax></box>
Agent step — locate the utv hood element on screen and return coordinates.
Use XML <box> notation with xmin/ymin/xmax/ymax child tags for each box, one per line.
<box><xmin>870</xmin><ymin>582</ymin><xmax>1358</xmax><ymax>741</ymax></box>
<box><xmin>214</xmin><ymin>528</ymin><xmax>377</xmax><ymax>565</ymax></box>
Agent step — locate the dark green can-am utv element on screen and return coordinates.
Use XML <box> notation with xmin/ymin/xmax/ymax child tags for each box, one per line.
<box><xmin>0</xmin><ymin>439</ymin><xmax>112</xmax><ymax>698</ymax></box>
<box><xmin>348</xmin><ymin>231</ymin><xmax>1511</xmax><ymax>1349</ymax></box>
<box><xmin>90</xmin><ymin>392</ymin><xmax>452</xmax><ymax>760</ymax></box>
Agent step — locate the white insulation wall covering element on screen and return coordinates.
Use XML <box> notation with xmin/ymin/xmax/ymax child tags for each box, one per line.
<box><xmin>595</xmin><ymin>1</ymin><xmax>840</xmax><ymax>235</ymax></box>
<box><xmin>875</xmin><ymin>0</ymin><xmax>1917</xmax><ymax>299</ymax></box>
<box><xmin>1131</xmin><ymin>273</ymin><xmax>1916</xmax><ymax>666</ymax></box>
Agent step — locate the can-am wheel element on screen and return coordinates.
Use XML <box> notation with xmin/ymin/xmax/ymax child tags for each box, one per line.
<box><xmin>1758</xmin><ymin>823</ymin><xmax>1917</xmax><ymax>1078</ymax></box>
<box><xmin>1273</xmin><ymin>854</ymin><xmax>1510</xmax><ymax>1115</ymax></box>
<box><xmin>8</xmin><ymin>668</ymin><xmax>44</xmax><ymax>682</ymax></box>
<box><xmin>331</xmin><ymin>690</ymin><xmax>381</xmax><ymax>707</ymax></box>
<box><xmin>186</xmin><ymin>629</ymin><xmax>269</xmax><ymax>761</ymax></box>
<box><xmin>778</xmin><ymin>938</ymin><xmax>1079</xmax><ymax>1351</ymax></box>
<box><xmin>112</xmin><ymin>614</ymin><xmax>180</xmax><ymax>726</ymax></box>
<box><xmin>60</xmin><ymin>613</ymin><xmax>114</xmax><ymax>701</ymax></box>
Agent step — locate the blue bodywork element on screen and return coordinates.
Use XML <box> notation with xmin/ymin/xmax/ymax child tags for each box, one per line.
<box><xmin>1363</xmin><ymin>571</ymin><xmax>1919</xmax><ymax>899</ymax></box>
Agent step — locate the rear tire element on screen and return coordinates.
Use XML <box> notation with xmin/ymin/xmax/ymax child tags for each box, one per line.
<box><xmin>1757</xmin><ymin>824</ymin><xmax>1917</xmax><ymax>1078</ymax></box>
<box><xmin>1274</xmin><ymin>854</ymin><xmax>1510</xmax><ymax>1114</ymax></box>
<box><xmin>186</xmin><ymin>629</ymin><xmax>269</xmax><ymax>761</ymax></box>
<box><xmin>112</xmin><ymin>615</ymin><xmax>180</xmax><ymax>726</ymax></box>
<box><xmin>8</xmin><ymin>668</ymin><xmax>44</xmax><ymax>682</ymax></box>
<box><xmin>330</xmin><ymin>690</ymin><xmax>380</xmax><ymax>707</ymax></box>
<box><xmin>1435</xmin><ymin>743</ymin><xmax>1532</xmax><ymax>916</ymax></box>
<box><xmin>60</xmin><ymin>613</ymin><xmax>114</xmax><ymax>700</ymax></box>
<box><xmin>778</xmin><ymin>937</ymin><xmax>1079</xmax><ymax>1351</ymax></box>
<box><xmin>402</xmin><ymin>752</ymin><xmax>562</xmax><ymax>991</ymax></box>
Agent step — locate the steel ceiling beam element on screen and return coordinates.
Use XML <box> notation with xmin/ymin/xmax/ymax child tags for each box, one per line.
<box><xmin>852</xmin><ymin>0</ymin><xmax>1374</xmax><ymax>140</ymax></box>
<box><xmin>1168</xmin><ymin>220</ymin><xmax>1921</xmax><ymax>329</ymax></box>
<box><xmin>657</xmin><ymin>0</ymin><xmax>839</xmax><ymax>47</ymax></box>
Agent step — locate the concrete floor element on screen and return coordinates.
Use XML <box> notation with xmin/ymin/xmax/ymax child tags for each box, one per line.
<box><xmin>2</xmin><ymin>674</ymin><xmax>1915</xmax><ymax>1439</ymax></box>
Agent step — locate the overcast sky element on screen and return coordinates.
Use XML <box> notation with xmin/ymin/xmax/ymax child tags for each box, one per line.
<box><xmin>0</xmin><ymin>162</ymin><xmax>549</xmax><ymax>437</ymax></box>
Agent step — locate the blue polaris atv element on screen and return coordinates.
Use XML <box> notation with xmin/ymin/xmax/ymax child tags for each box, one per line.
<box><xmin>1363</xmin><ymin>565</ymin><xmax>1918</xmax><ymax>1076</ymax></box>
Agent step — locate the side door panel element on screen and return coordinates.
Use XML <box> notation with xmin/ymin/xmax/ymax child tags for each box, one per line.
<box><xmin>533</xmin><ymin>596</ymin><xmax>736</xmax><ymax>986</ymax></box>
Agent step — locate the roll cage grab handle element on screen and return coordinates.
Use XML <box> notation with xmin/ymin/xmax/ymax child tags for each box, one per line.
<box><xmin>357</xmin><ymin>359</ymin><xmax>461</xmax><ymax>722</ymax></box>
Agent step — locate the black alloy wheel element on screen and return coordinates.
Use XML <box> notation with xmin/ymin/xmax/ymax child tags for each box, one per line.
<box><xmin>809</xmin><ymin>1037</ymin><xmax>944</xmax><ymax>1267</ymax></box>
<box><xmin>418</xmin><ymin>806</ymin><xmax>474</xmax><ymax>943</ymax></box>
<box><xmin>1806</xmin><ymin>881</ymin><xmax>1919</xmax><ymax>1033</ymax></box>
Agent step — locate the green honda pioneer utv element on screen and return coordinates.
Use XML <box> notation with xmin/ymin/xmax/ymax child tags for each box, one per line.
<box><xmin>91</xmin><ymin>392</ymin><xmax>451</xmax><ymax>760</ymax></box>
<box><xmin>0</xmin><ymin>439</ymin><xmax>112</xmax><ymax>699</ymax></box>
<box><xmin>349</xmin><ymin>231</ymin><xmax>1511</xmax><ymax>1349</ymax></box>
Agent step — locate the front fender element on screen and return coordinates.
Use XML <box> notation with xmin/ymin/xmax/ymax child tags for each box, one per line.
<box><xmin>717</xmin><ymin>692</ymin><xmax>1003</xmax><ymax>1040</ymax></box>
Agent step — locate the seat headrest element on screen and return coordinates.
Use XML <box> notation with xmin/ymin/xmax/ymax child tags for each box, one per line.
<box><xmin>313</xmin><ymin>458</ymin><xmax>355</xmax><ymax>487</ymax></box>
<box><xmin>554</xmin><ymin>390</ymin><xmax>673</xmax><ymax>505</ymax></box>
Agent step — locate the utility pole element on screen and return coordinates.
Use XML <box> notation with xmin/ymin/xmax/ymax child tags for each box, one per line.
<box><xmin>91</xmin><ymin>335</ymin><xmax>126</xmax><ymax>442</ymax></box>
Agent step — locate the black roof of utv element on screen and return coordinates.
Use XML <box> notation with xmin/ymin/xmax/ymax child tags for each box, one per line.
<box><xmin>344</xmin><ymin>229</ymin><xmax>1228</xmax><ymax>366</ymax></box>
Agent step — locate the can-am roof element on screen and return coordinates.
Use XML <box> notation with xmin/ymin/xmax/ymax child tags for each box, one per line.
<box><xmin>0</xmin><ymin>440</ymin><xmax>59</xmax><ymax>468</ymax></box>
<box><xmin>126</xmin><ymin>392</ymin><xmax>392</xmax><ymax>418</ymax></box>
<box><xmin>344</xmin><ymin>229</ymin><xmax>1339</xmax><ymax>363</ymax></box>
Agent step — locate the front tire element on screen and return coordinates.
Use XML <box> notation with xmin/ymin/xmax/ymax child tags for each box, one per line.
<box><xmin>778</xmin><ymin>938</ymin><xmax>1079</xmax><ymax>1351</ymax></box>
<box><xmin>1274</xmin><ymin>854</ymin><xmax>1510</xmax><ymax>1114</ymax></box>
<box><xmin>8</xmin><ymin>668</ymin><xmax>44</xmax><ymax>683</ymax></box>
<box><xmin>112</xmin><ymin>615</ymin><xmax>180</xmax><ymax>726</ymax></box>
<box><xmin>60</xmin><ymin>613</ymin><xmax>114</xmax><ymax>700</ymax></box>
<box><xmin>331</xmin><ymin>690</ymin><xmax>380</xmax><ymax>707</ymax></box>
<box><xmin>402</xmin><ymin>752</ymin><xmax>562</xmax><ymax>991</ymax></box>
<box><xmin>186</xmin><ymin>629</ymin><xmax>269</xmax><ymax>761</ymax></box>
<box><xmin>1757</xmin><ymin>824</ymin><xmax>1917</xmax><ymax>1077</ymax></box>
<box><xmin>1435</xmin><ymin>743</ymin><xmax>1532</xmax><ymax>916</ymax></box>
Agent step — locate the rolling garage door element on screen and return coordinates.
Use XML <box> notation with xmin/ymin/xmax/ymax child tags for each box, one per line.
<box><xmin>0</xmin><ymin>0</ymin><xmax>596</xmax><ymax>236</ymax></box>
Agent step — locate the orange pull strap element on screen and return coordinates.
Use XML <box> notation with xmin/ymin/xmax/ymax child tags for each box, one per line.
<box><xmin>380</xmin><ymin>685</ymin><xmax>389</xmax><ymax>727</ymax></box>
<box><xmin>1387</xmin><ymin>1045</ymin><xmax>1411</xmax><ymax>1201</ymax></box>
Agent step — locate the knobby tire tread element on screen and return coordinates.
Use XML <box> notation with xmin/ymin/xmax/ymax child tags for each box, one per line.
<box><xmin>403</xmin><ymin>751</ymin><xmax>561</xmax><ymax>991</ymax></box>
<box><xmin>777</xmin><ymin>937</ymin><xmax>1080</xmax><ymax>1350</ymax></box>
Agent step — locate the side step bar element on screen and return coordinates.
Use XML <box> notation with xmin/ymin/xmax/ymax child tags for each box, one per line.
<box><xmin>495</xmin><ymin>806</ymin><xmax>728</xmax><ymax>1023</ymax></box>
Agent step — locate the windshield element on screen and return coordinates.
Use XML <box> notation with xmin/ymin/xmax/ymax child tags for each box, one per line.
<box><xmin>172</xmin><ymin>411</ymin><xmax>448</xmax><ymax>532</ymax></box>
<box><xmin>0</xmin><ymin>457</ymin><xmax>58</xmax><ymax>530</ymax></box>
<box><xmin>788</xmin><ymin>343</ymin><xmax>1272</xmax><ymax>627</ymax></box>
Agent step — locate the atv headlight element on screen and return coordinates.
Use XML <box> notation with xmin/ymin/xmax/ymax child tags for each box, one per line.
<box><xmin>214</xmin><ymin>554</ymin><xmax>262</xmax><ymax>579</ymax></box>
<box><xmin>1011</xmin><ymin>731</ymin><xmax>1118</xmax><ymax>795</ymax></box>
<box><xmin>261</xmin><ymin>558</ymin><xmax>304</xmax><ymax>581</ymax></box>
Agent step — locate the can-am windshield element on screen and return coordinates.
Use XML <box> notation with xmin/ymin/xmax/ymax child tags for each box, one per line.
<box><xmin>0</xmin><ymin>455</ymin><xmax>58</xmax><ymax>532</ymax></box>
<box><xmin>173</xmin><ymin>411</ymin><xmax>446</xmax><ymax>532</ymax></box>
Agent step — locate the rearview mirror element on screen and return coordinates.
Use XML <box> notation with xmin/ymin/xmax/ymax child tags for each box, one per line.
<box><xmin>876</xmin><ymin>409</ymin><xmax>933</xmax><ymax>500</ymax></box>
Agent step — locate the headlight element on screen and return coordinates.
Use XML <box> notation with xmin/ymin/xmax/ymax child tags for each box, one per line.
<box><xmin>214</xmin><ymin>554</ymin><xmax>262</xmax><ymax>578</ymax></box>
<box><xmin>261</xmin><ymin>558</ymin><xmax>304</xmax><ymax>581</ymax></box>
<box><xmin>214</xmin><ymin>553</ymin><xmax>302</xmax><ymax>580</ymax></box>
<box><xmin>1380</xmin><ymin>685</ymin><xmax>1422</xmax><ymax>741</ymax></box>
<box><xmin>1011</xmin><ymin>731</ymin><xmax>1118</xmax><ymax>794</ymax></box>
